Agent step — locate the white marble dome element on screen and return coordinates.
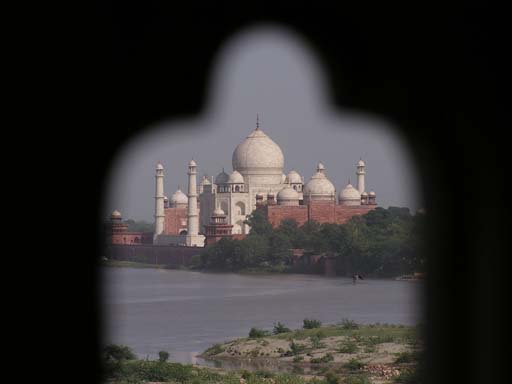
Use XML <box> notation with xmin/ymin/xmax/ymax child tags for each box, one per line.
<box><xmin>357</xmin><ymin>159</ymin><xmax>365</xmax><ymax>167</ymax></box>
<box><xmin>228</xmin><ymin>170</ymin><xmax>244</xmax><ymax>184</ymax></box>
<box><xmin>170</xmin><ymin>189</ymin><xmax>188</xmax><ymax>206</ymax></box>
<box><xmin>156</xmin><ymin>162</ymin><xmax>164</xmax><ymax>170</ymax></box>
<box><xmin>285</xmin><ymin>170</ymin><xmax>302</xmax><ymax>184</ymax></box>
<box><xmin>277</xmin><ymin>185</ymin><xmax>300</xmax><ymax>203</ymax></box>
<box><xmin>111</xmin><ymin>210</ymin><xmax>122</xmax><ymax>218</ymax></box>
<box><xmin>304</xmin><ymin>163</ymin><xmax>336</xmax><ymax>201</ymax></box>
<box><xmin>232</xmin><ymin>128</ymin><xmax>284</xmax><ymax>184</ymax></box>
<box><xmin>215</xmin><ymin>170</ymin><xmax>229</xmax><ymax>184</ymax></box>
<box><xmin>339</xmin><ymin>183</ymin><xmax>361</xmax><ymax>205</ymax></box>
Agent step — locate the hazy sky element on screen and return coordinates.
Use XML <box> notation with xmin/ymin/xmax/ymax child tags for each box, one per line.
<box><xmin>105</xmin><ymin>25</ymin><xmax>422</xmax><ymax>222</ymax></box>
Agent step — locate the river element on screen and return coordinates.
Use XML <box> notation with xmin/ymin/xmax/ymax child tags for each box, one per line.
<box><xmin>103</xmin><ymin>267</ymin><xmax>423</xmax><ymax>365</ymax></box>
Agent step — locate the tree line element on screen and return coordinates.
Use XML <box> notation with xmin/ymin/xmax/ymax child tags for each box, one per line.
<box><xmin>199</xmin><ymin>207</ymin><xmax>425</xmax><ymax>277</ymax></box>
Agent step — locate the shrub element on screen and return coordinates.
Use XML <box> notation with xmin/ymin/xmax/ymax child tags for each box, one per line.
<box><xmin>344</xmin><ymin>358</ymin><xmax>365</xmax><ymax>371</ymax></box>
<box><xmin>394</xmin><ymin>351</ymin><xmax>418</xmax><ymax>364</ymax></box>
<box><xmin>325</xmin><ymin>371</ymin><xmax>340</xmax><ymax>384</ymax></box>
<box><xmin>303</xmin><ymin>318</ymin><xmax>322</xmax><ymax>329</ymax></box>
<box><xmin>102</xmin><ymin>344</ymin><xmax>137</xmax><ymax>362</ymax></box>
<box><xmin>339</xmin><ymin>318</ymin><xmax>359</xmax><ymax>330</ymax></box>
<box><xmin>310</xmin><ymin>335</ymin><xmax>326</xmax><ymax>349</ymax></box>
<box><xmin>287</xmin><ymin>341</ymin><xmax>306</xmax><ymax>356</ymax></box>
<box><xmin>249</xmin><ymin>327</ymin><xmax>270</xmax><ymax>338</ymax></box>
<box><xmin>273</xmin><ymin>322</ymin><xmax>292</xmax><ymax>334</ymax></box>
<box><xmin>293</xmin><ymin>355</ymin><xmax>304</xmax><ymax>363</ymax></box>
<box><xmin>337</xmin><ymin>340</ymin><xmax>358</xmax><ymax>354</ymax></box>
<box><xmin>363</xmin><ymin>345</ymin><xmax>376</xmax><ymax>353</ymax></box>
<box><xmin>343</xmin><ymin>373</ymin><xmax>372</xmax><ymax>384</ymax></box>
<box><xmin>310</xmin><ymin>353</ymin><xmax>334</xmax><ymax>364</ymax></box>
<box><xmin>203</xmin><ymin>343</ymin><xmax>225</xmax><ymax>356</ymax></box>
<box><xmin>158</xmin><ymin>351</ymin><xmax>169</xmax><ymax>362</ymax></box>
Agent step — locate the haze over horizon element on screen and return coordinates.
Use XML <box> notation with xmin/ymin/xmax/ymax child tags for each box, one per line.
<box><xmin>105</xmin><ymin>25</ymin><xmax>422</xmax><ymax>223</ymax></box>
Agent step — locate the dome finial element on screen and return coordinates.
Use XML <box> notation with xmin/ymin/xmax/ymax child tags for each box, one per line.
<box><xmin>256</xmin><ymin>113</ymin><xmax>260</xmax><ymax>130</ymax></box>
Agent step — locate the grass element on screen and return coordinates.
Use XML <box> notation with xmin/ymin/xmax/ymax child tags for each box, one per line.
<box><xmin>106</xmin><ymin>360</ymin><xmax>318</xmax><ymax>384</ymax></box>
<box><xmin>273</xmin><ymin>323</ymin><xmax>417</xmax><ymax>343</ymax></box>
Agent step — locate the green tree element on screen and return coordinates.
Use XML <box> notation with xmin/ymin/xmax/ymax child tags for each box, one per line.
<box><xmin>102</xmin><ymin>344</ymin><xmax>136</xmax><ymax>362</ymax></box>
<box><xmin>244</xmin><ymin>208</ymin><xmax>273</xmax><ymax>237</ymax></box>
<box><xmin>158</xmin><ymin>351</ymin><xmax>170</xmax><ymax>362</ymax></box>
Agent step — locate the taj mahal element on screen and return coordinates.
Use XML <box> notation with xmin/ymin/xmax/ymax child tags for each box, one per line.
<box><xmin>108</xmin><ymin>118</ymin><xmax>377</xmax><ymax>247</ymax></box>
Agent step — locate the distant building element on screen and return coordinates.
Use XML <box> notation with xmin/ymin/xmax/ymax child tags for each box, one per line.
<box><xmin>106</xmin><ymin>210</ymin><xmax>153</xmax><ymax>245</ymax></box>
<box><xmin>109</xmin><ymin>117</ymin><xmax>378</xmax><ymax>247</ymax></box>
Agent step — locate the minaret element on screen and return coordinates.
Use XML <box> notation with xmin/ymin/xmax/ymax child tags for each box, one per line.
<box><xmin>356</xmin><ymin>158</ymin><xmax>365</xmax><ymax>194</ymax></box>
<box><xmin>186</xmin><ymin>159</ymin><xmax>205</xmax><ymax>247</ymax></box>
<box><xmin>154</xmin><ymin>161</ymin><xmax>165</xmax><ymax>239</ymax></box>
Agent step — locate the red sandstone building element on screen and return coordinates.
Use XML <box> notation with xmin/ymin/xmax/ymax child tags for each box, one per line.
<box><xmin>107</xmin><ymin>210</ymin><xmax>153</xmax><ymax>245</ymax></box>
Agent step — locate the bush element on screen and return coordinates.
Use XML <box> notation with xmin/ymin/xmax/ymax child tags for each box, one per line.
<box><xmin>102</xmin><ymin>344</ymin><xmax>137</xmax><ymax>362</ymax></box>
<box><xmin>203</xmin><ymin>343</ymin><xmax>225</xmax><ymax>356</ymax></box>
<box><xmin>249</xmin><ymin>327</ymin><xmax>270</xmax><ymax>338</ymax></box>
<box><xmin>310</xmin><ymin>335</ymin><xmax>326</xmax><ymax>349</ymax></box>
<box><xmin>344</xmin><ymin>358</ymin><xmax>365</xmax><ymax>371</ymax></box>
<box><xmin>343</xmin><ymin>374</ymin><xmax>372</xmax><ymax>384</ymax></box>
<box><xmin>303</xmin><ymin>318</ymin><xmax>322</xmax><ymax>329</ymax></box>
<box><xmin>286</xmin><ymin>341</ymin><xmax>306</xmax><ymax>356</ymax></box>
<box><xmin>293</xmin><ymin>355</ymin><xmax>304</xmax><ymax>363</ymax></box>
<box><xmin>325</xmin><ymin>371</ymin><xmax>340</xmax><ymax>384</ymax></box>
<box><xmin>273</xmin><ymin>322</ymin><xmax>292</xmax><ymax>334</ymax></box>
<box><xmin>310</xmin><ymin>353</ymin><xmax>334</xmax><ymax>364</ymax></box>
<box><xmin>394</xmin><ymin>351</ymin><xmax>418</xmax><ymax>364</ymax></box>
<box><xmin>158</xmin><ymin>351</ymin><xmax>169</xmax><ymax>362</ymax></box>
<box><xmin>337</xmin><ymin>340</ymin><xmax>358</xmax><ymax>354</ymax></box>
<box><xmin>339</xmin><ymin>319</ymin><xmax>359</xmax><ymax>330</ymax></box>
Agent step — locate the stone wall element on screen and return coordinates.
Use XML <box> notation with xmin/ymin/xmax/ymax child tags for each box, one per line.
<box><xmin>265</xmin><ymin>205</ymin><xmax>308</xmax><ymax>227</ymax></box>
<box><xmin>105</xmin><ymin>244</ymin><xmax>201</xmax><ymax>267</ymax></box>
<box><xmin>164</xmin><ymin>207</ymin><xmax>189</xmax><ymax>235</ymax></box>
<box><xmin>264</xmin><ymin>202</ymin><xmax>376</xmax><ymax>228</ymax></box>
<box><xmin>334</xmin><ymin>205</ymin><xmax>376</xmax><ymax>224</ymax></box>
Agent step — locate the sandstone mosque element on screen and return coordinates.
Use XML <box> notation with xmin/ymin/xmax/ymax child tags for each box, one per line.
<box><xmin>108</xmin><ymin>118</ymin><xmax>377</xmax><ymax>247</ymax></box>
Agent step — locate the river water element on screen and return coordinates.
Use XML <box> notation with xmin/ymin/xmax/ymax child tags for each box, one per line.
<box><xmin>103</xmin><ymin>268</ymin><xmax>423</xmax><ymax>364</ymax></box>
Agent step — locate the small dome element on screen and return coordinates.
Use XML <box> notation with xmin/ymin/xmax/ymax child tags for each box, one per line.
<box><xmin>277</xmin><ymin>186</ymin><xmax>300</xmax><ymax>201</ymax></box>
<box><xmin>339</xmin><ymin>183</ymin><xmax>361</xmax><ymax>201</ymax></box>
<box><xmin>361</xmin><ymin>191</ymin><xmax>368</xmax><ymax>197</ymax></box>
<box><xmin>285</xmin><ymin>170</ymin><xmax>302</xmax><ymax>184</ymax></box>
<box><xmin>163</xmin><ymin>195</ymin><xmax>169</xmax><ymax>201</ymax></box>
<box><xmin>170</xmin><ymin>189</ymin><xmax>188</xmax><ymax>205</ymax></box>
<box><xmin>304</xmin><ymin>163</ymin><xmax>335</xmax><ymax>200</ymax></box>
<box><xmin>212</xmin><ymin>207</ymin><xmax>225</xmax><ymax>216</ymax></box>
<box><xmin>357</xmin><ymin>159</ymin><xmax>365</xmax><ymax>167</ymax></box>
<box><xmin>215</xmin><ymin>170</ymin><xmax>229</xmax><ymax>184</ymax></box>
<box><xmin>156</xmin><ymin>162</ymin><xmax>164</xmax><ymax>170</ymax></box>
<box><xmin>228</xmin><ymin>170</ymin><xmax>245</xmax><ymax>184</ymax></box>
<box><xmin>111</xmin><ymin>210</ymin><xmax>122</xmax><ymax>218</ymax></box>
<box><xmin>189</xmin><ymin>159</ymin><xmax>197</xmax><ymax>166</ymax></box>
<box><xmin>369</xmin><ymin>191</ymin><xmax>376</xmax><ymax>196</ymax></box>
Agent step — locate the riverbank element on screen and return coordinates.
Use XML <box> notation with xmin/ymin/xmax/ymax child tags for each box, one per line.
<box><xmin>199</xmin><ymin>322</ymin><xmax>422</xmax><ymax>383</ymax></box>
